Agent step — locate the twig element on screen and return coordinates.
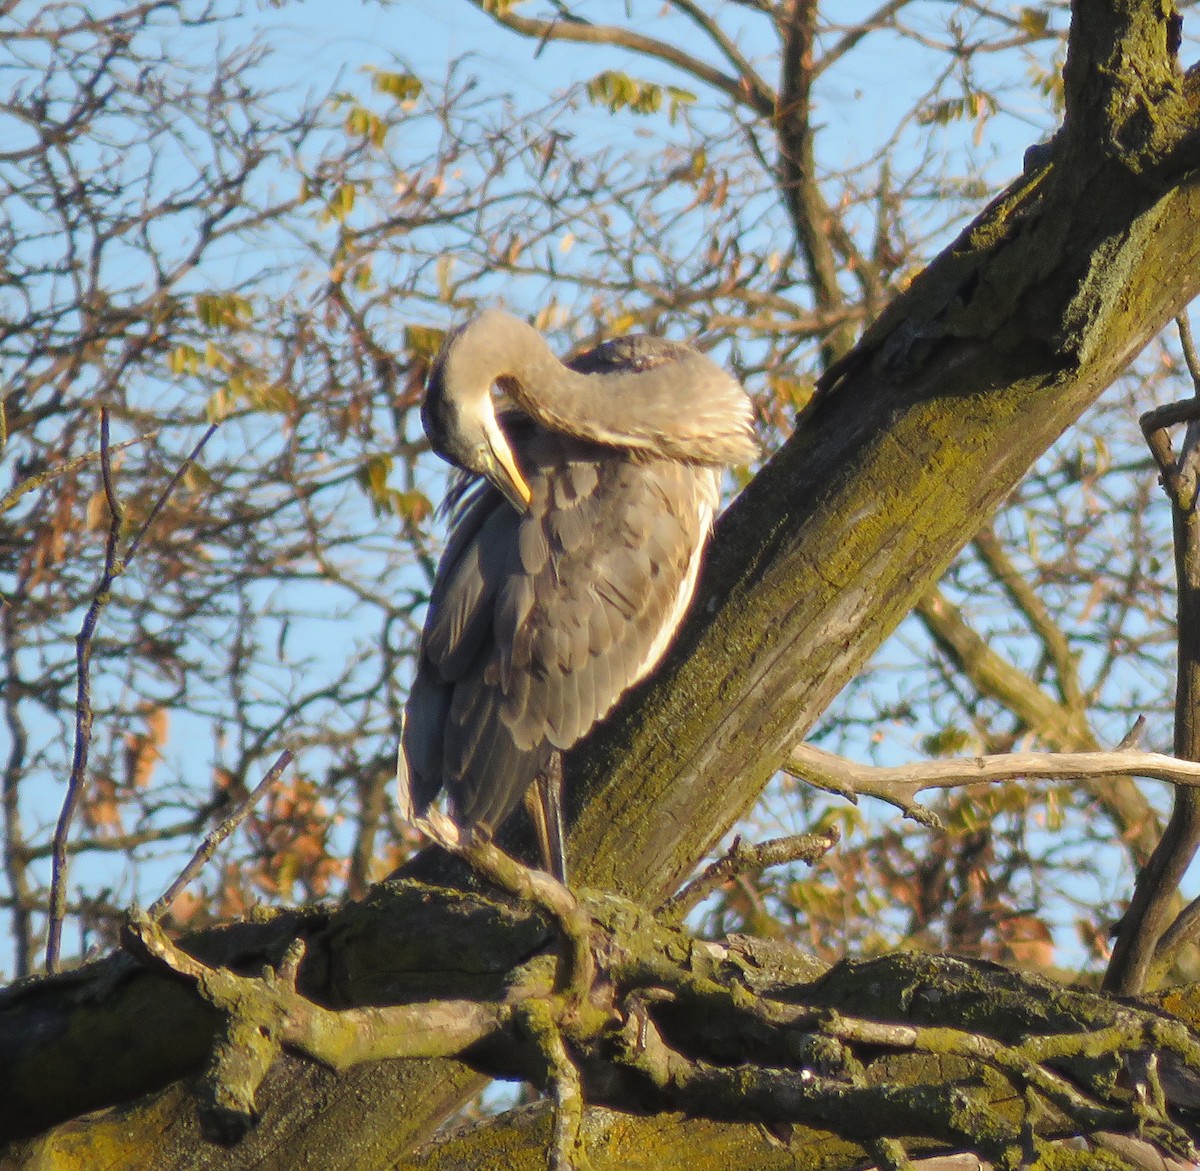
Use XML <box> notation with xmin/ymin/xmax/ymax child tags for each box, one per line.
<box><xmin>0</xmin><ymin>430</ymin><xmax>160</xmax><ymax>515</ymax></box>
<box><xmin>1177</xmin><ymin>311</ymin><xmax>1200</xmax><ymax>388</ymax></box>
<box><xmin>122</xmin><ymin>423</ymin><xmax>218</xmax><ymax>564</ymax></box>
<box><xmin>1116</xmin><ymin>715</ymin><xmax>1147</xmax><ymax>750</ymax></box>
<box><xmin>45</xmin><ymin>417</ymin><xmax>219</xmax><ymax>973</ymax></box>
<box><xmin>46</xmin><ymin>409</ymin><xmax>124</xmax><ymax>973</ymax></box>
<box><xmin>660</xmin><ymin>828</ymin><xmax>840</xmax><ymax>920</ymax></box>
<box><xmin>470</xmin><ymin>0</ymin><xmax>776</xmax><ymax>118</ymax></box>
<box><xmin>1152</xmin><ymin>890</ymin><xmax>1200</xmax><ymax>974</ymax></box>
<box><xmin>147</xmin><ymin>749</ymin><xmax>293</xmax><ymax>921</ymax></box>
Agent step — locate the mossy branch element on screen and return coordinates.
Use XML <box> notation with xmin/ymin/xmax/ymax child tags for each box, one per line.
<box><xmin>71</xmin><ymin>878</ymin><xmax>1199</xmax><ymax>1170</ymax></box>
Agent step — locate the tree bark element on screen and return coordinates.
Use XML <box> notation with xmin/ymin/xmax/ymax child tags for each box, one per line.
<box><xmin>562</xmin><ymin>2</ymin><xmax>1200</xmax><ymax>902</ymax></box>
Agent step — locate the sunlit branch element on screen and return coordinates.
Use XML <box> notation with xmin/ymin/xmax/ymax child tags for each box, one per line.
<box><xmin>660</xmin><ymin>828</ymin><xmax>840</xmax><ymax>920</ymax></box>
<box><xmin>46</xmin><ymin>418</ymin><xmax>219</xmax><ymax>973</ymax></box>
<box><xmin>788</xmin><ymin>741</ymin><xmax>1200</xmax><ymax>824</ymax></box>
<box><xmin>148</xmin><ymin>749</ymin><xmax>294</xmax><ymax>922</ymax></box>
<box><xmin>469</xmin><ymin>1</ymin><xmax>777</xmax><ymax>118</ymax></box>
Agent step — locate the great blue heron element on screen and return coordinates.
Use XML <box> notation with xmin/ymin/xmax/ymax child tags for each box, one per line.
<box><xmin>399</xmin><ymin>309</ymin><xmax>756</xmax><ymax>879</ymax></box>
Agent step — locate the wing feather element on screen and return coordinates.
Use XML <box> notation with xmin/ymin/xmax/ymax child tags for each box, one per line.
<box><xmin>405</xmin><ymin>351</ymin><xmax>727</xmax><ymax>836</ymax></box>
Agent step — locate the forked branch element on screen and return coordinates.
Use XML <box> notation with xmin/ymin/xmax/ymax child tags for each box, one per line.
<box><xmin>1105</xmin><ymin>312</ymin><xmax>1200</xmax><ymax>995</ymax></box>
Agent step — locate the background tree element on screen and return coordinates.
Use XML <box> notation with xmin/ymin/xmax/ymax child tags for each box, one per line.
<box><xmin>6</xmin><ymin>0</ymin><xmax>1200</xmax><ymax>1167</ymax></box>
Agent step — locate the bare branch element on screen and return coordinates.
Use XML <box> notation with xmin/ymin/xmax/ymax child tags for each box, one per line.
<box><xmin>46</xmin><ymin>408</ymin><xmax>125</xmax><ymax>973</ymax></box>
<box><xmin>816</xmin><ymin>0</ymin><xmax>913</xmax><ymax>78</ymax></box>
<box><xmin>123</xmin><ymin>423</ymin><xmax>217</xmax><ymax>564</ymax></box>
<box><xmin>147</xmin><ymin>749</ymin><xmax>294</xmax><ymax>922</ymax></box>
<box><xmin>0</xmin><ymin>429</ymin><xmax>159</xmax><ymax>516</ymax></box>
<box><xmin>667</xmin><ymin>0</ymin><xmax>775</xmax><ymax>109</ymax></box>
<box><xmin>468</xmin><ymin>1</ymin><xmax>776</xmax><ymax>118</ymax></box>
<box><xmin>776</xmin><ymin>0</ymin><xmax>862</xmax><ymax>366</ymax></box>
<box><xmin>1106</xmin><ymin>330</ymin><xmax>1200</xmax><ymax>995</ymax></box>
<box><xmin>45</xmin><ymin>417</ymin><xmax>219</xmax><ymax>972</ymax></box>
<box><xmin>788</xmin><ymin>742</ymin><xmax>1200</xmax><ymax>813</ymax></box>
<box><xmin>661</xmin><ymin>828</ymin><xmax>840</xmax><ymax>920</ymax></box>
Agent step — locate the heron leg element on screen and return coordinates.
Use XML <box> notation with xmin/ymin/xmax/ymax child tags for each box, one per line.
<box><xmin>527</xmin><ymin>751</ymin><xmax>568</xmax><ymax>884</ymax></box>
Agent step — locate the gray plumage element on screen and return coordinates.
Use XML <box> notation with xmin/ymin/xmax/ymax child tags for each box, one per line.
<box><xmin>402</xmin><ymin>310</ymin><xmax>756</xmax><ymax>842</ymax></box>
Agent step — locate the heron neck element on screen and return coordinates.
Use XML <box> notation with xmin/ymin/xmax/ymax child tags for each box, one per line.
<box><xmin>480</xmin><ymin>315</ymin><xmax>754</xmax><ymax>465</ymax></box>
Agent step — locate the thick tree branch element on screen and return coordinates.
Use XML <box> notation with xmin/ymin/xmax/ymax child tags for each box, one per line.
<box><xmin>11</xmin><ymin>4</ymin><xmax>1200</xmax><ymax>1167</ymax></box>
<box><xmin>11</xmin><ymin>880</ymin><xmax>1200</xmax><ymax>1170</ymax></box>
<box><xmin>551</xmin><ymin>3</ymin><xmax>1200</xmax><ymax>918</ymax></box>
<box><xmin>46</xmin><ymin>419</ymin><xmax>218</xmax><ymax>971</ymax></box>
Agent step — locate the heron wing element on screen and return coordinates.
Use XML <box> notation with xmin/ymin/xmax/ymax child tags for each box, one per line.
<box><xmin>480</xmin><ymin>434</ymin><xmax>715</xmax><ymax>809</ymax></box>
<box><xmin>406</xmin><ymin>422</ymin><xmax>717</xmax><ymax>835</ymax></box>
<box><xmin>401</xmin><ymin>478</ymin><xmax>508</xmax><ymax>812</ymax></box>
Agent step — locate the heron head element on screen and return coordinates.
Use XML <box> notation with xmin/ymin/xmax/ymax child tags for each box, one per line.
<box><xmin>423</xmin><ymin>356</ymin><xmax>532</xmax><ymax>514</ymax></box>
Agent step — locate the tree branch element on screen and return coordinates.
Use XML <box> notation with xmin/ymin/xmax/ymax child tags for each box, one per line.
<box><xmin>16</xmin><ymin>880</ymin><xmax>1198</xmax><ymax>1170</ymax></box>
<box><xmin>46</xmin><ymin>409</ymin><xmax>125</xmax><ymax>973</ymax></box>
<box><xmin>46</xmin><ymin>419</ymin><xmax>218</xmax><ymax>972</ymax></box>
<box><xmin>147</xmin><ymin>749</ymin><xmax>293</xmax><ymax>922</ymax></box>
<box><xmin>1106</xmin><ymin>318</ymin><xmax>1200</xmax><ymax>995</ymax></box>
<box><xmin>469</xmin><ymin>1</ymin><xmax>776</xmax><ymax>118</ymax></box>
<box><xmin>776</xmin><ymin>0</ymin><xmax>862</xmax><ymax>366</ymax></box>
<box><xmin>661</xmin><ymin>828</ymin><xmax>840</xmax><ymax>920</ymax></box>
<box><xmin>787</xmin><ymin>742</ymin><xmax>1200</xmax><ymax>823</ymax></box>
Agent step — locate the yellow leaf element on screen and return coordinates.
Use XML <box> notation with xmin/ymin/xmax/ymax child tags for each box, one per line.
<box><xmin>405</xmin><ymin>324</ymin><xmax>446</xmax><ymax>361</ymax></box>
<box><xmin>369</xmin><ymin>69</ymin><xmax>422</xmax><ymax>103</ymax></box>
<box><xmin>168</xmin><ymin>344</ymin><xmax>198</xmax><ymax>375</ymax></box>
<box><xmin>325</xmin><ymin>183</ymin><xmax>356</xmax><ymax>222</ymax></box>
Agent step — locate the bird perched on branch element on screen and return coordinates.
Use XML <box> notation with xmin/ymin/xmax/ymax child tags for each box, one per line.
<box><xmin>398</xmin><ymin>308</ymin><xmax>756</xmax><ymax>880</ymax></box>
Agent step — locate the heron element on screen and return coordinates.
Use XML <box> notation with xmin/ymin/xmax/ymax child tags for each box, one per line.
<box><xmin>399</xmin><ymin>308</ymin><xmax>756</xmax><ymax>881</ymax></box>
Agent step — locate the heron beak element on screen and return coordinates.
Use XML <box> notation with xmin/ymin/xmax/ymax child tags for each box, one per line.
<box><xmin>485</xmin><ymin>427</ymin><xmax>532</xmax><ymax>513</ymax></box>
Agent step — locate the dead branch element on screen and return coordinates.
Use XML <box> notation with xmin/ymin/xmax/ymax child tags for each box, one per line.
<box><xmin>148</xmin><ymin>749</ymin><xmax>294</xmax><ymax>921</ymax></box>
<box><xmin>660</xmin><ymin>828</ymin><xmax>841</xmax><ymax>921</ymax></box>
<box><xmin>787</xmin><ymin>742</ymin><xmax>1200</xmax><ymax>824</ymax></box>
